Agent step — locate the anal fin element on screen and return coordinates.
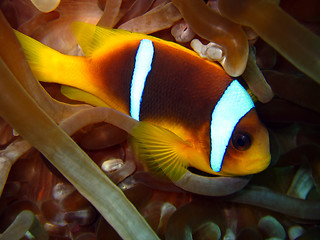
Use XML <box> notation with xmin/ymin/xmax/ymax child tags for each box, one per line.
<box><xmin>61</xmin><ymin>85</ymin><xmax>110</xmax><ymax>107</ymax></box>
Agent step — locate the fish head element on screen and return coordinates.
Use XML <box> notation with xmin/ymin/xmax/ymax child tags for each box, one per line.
<box><xmin>217</xmin><ymin>109</ymin><xmax>271</xmax><ymax>176</ymax></box>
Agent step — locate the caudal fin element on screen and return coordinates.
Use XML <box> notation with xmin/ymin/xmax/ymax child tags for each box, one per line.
<box><xmin>14</xmin><ymin>30</ymin><xmax>86</xmax><ymax>86</ymax></box>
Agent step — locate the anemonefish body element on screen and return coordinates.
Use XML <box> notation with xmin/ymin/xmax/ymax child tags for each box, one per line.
<box><xmin>14</xmin><ymin>22</ymin><xmax>271</xmax><ymax>180</ymax></box>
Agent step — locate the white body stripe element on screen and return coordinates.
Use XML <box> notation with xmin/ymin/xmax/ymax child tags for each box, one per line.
<box><xmin>130</xmin><ymin>39</ymin><xmax>154</xmax><ymax>120</ymax></box>
<box><xmin>210</xmin><ymin>80</ymin><xmax>254</xmax><ymax>172</ymax></box>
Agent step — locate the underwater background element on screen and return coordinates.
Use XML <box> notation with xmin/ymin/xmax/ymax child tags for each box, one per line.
<box><xmin>0</xmin><ymin>0</ymin><xmax>320</xmax><ymax>239</ymax></box>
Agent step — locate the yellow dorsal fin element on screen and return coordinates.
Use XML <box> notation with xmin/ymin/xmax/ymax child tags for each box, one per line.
<box><xmin>131</xmin><ymin>122</ymin><xmax>192</xmax><ymax>181</ymax></box>
<box><xmin>70</xmin><ymin>22</ymin><xmax>201</xmax><ymax>59</ymax></box>
<box><xmin>70</xmin><ymin>21</ymin><xmax>146</xmax><ymax>57</ymax></box>
<box><xmin>61</xmin><ymin>85</ymin><xmax>110</xmax><ymax>107</ymax></box>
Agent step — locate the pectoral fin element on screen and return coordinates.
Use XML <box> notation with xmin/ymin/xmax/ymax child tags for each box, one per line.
<box><xmin>131</xmin><ymin>121</ymin><xmax>192</xmax><ymax>181</ymax></box>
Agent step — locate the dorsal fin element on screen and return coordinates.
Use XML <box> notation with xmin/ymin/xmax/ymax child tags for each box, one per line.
<box><xmin>70</xmin><ymin>21</ymin><xmax>201</xmax><ymax>59</ymax></box>
<box><xmin>70</xmin><ymin>21</ymin><xmax>146</xmax><ymax>57</ymax></box>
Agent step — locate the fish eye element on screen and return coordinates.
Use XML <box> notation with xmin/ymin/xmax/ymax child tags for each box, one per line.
<box><xmin>231</xmin><ymin>132</ymin><xmax>251</xmax><ymax>151</ymax></box>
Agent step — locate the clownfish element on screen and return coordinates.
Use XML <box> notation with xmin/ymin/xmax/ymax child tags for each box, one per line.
<box><xmin>14</xmin><ymin>22</ymin><xmax>270</xmax><ymax>181</ymax></box>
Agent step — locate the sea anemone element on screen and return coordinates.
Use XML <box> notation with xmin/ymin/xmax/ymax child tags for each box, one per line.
<box><xmin>0</xmin><ymin>0</ymin><xmax>319</xmax><ymax>239</ymax></box>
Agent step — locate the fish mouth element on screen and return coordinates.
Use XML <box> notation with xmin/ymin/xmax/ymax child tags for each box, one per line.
<box><xmin>219</xmin><ymin>153</ymin><xmax>272</xmax><ymax>176</ymax></box>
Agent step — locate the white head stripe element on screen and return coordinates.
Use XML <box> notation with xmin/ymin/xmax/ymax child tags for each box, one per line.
<box><xmin>210</xmin><ymin>80</ymin><xmax>254</xmax><ymax>172</ymax></box>
<box><xmin>130</xmin><ymin>39</ymin><xmax>154</xmax><ymax>120</ymax></box>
